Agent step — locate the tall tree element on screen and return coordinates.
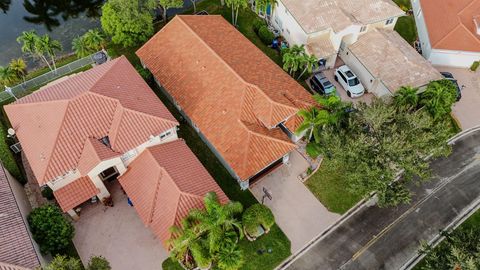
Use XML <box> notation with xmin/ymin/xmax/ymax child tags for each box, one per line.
<box><xmin>37</xmin><ymin>34</ymin><xmax>62</xmax><ymax>72</ymax></box>
<box><xmin>72</xmin><ymin>36</ymin><xmax>91</xmax><ymax>58</ymax></box>
<box><xmin>44</xmin><ymin>255</ymin><xmax>82</xmax><ymax>270</ymax></box>
<box><xmin>83</xmin><ymin>29</ymin><xmax>106</xmax><ymax>51</ymax></box>
<box><xmin>297</xmin><ymin>53</ymin><xmax>318</xmax><ymax>80</ymax></box>
<box><xmin>158</xmin><ymin>0</ymin><xmax>184</xmax><ymax>23</ymax></box>
<box><xmin>17</xmin><ymin>30</ymin><xmax>52</xmax><ymax>71</ymax></box>
<box><xmin>187</xmin><ymin>192</ymin><xmax>243</xmax><ymax>254</ymax></box>
<box><xmin>101</xmin><ymin>0</ymin><xmax>156</xmax><ymax>47</ymax></box>
<box><xmin>254</xmin><ymin>0</ymin><xmax>276</xmax><ymax>14</ymax></box>
<box><xmin>420</xmin><ymin>80</ymin><xmax>457</xmax><ymax>119</ymax></box>
<box><xmin>282</xmin><ymin>44</ymin><xmax>307</xmax><ymax>77</ymax></box>
<box><xmin>0</xmin><ymin>66</ymin><xmax>18</xmax><ymax>86</ymax></box>
<box><xmin>9</xmin><ymin>58</ymin><xmax>27</xmax><ymax>84</ymax></box>
<box><xmin>225</xmin><ymin>0</ymin><xmax>248</xmax><ymax>26</ymax></box>
<box><xmin>393</xmin><ymin>86</ymin><xmax>419</xmax><ymax>111</ymax></box>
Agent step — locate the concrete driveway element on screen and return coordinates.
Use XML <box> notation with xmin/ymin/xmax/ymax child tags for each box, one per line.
<box><xmin>250</xmin><ymin>150</ymin><xmax>340</xmax><ymax>253</ymax></box>
<box><xmin>434</xmin><ymin>66</ymin><xmax>480</xmax><ymax>130</ymax></box>
<box><xmin>73</xmin><ymin>182</ymin><xmax>167</xmax><ymax>270</ymax></box>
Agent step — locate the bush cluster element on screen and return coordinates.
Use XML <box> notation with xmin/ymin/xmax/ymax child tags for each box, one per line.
<box><xmin>242</xmin><ymin>204</ymin><xmax>275</xmax><ymax>238</ymax></box>
<box><xmin>258</xmin><ymin>26</ymin><xmax>275</xmax><ymax>46</ymax></box>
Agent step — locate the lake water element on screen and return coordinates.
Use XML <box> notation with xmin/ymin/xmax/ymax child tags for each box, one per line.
<box><xmin>0</xmin><ymin>0</ymin><xmax>103</xmax><ymax>68</ymax></box>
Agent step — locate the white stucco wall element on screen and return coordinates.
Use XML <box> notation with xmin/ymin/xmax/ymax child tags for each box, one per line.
<box><xmin>270</xmin><ymin>0</ymin><xmax>308</xmax><ymax>45</ymax></box>
<box><xmin>429</xmin><ymin>50</ymin><xmax>480</xmax><ymax>68</ymax></box>
<box><xmin>340</xmin><ymin>47</ymin><xmax>392</xmax><ymax>97</ymax></box>
<box><xmin>412</xmin><ymin>0</ymin><xmax>432</xmax><ymax>59</ymax></box>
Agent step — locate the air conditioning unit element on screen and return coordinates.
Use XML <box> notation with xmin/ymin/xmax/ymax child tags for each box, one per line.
<box><xmin>10</xmin><ymin>142</ymin><xmax>22</xmax><ymax>154</ymax></box>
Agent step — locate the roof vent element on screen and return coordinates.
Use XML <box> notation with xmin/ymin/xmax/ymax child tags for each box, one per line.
<box><xmin>475</xmin><ymin>16</ymin><xmax>480</xmax><ymax>35</ymax></box>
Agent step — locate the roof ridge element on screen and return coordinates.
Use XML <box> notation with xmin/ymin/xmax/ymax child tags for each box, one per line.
<box><xmin>459</xmin><ymin>23</ymin><xmax>480</xmax><ymax>46</ymax></box>
<box><xmin>122</xmin><ymin>107</ymin><xmax>179</xmax><ymax>126</ymax></box>
<box><xmin>176</xmin><ymin>16</ymin><xmax>299</xmax><ymax>112</ymax></box>
<box><xmin>239</xmin><ymin>120</ymin><xmax>295</xmax><ymax>146</ymax></box>
<box><xmin>42</xmin><ymin>92</ymin><xmax>118</xmax><ymax>183</ymax></box>
<box><xmin>458</xmin><ymin>0</ymin><xmax>478</xmax><ymax>15</ymax></box>
<box><xmin>148</xmin><ymin>167</ymin><xmax>163</xmax><ymax>224</ymax></box>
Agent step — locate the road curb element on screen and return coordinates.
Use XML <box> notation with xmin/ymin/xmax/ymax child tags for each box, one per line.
<box><xmin>400</xmin><ymin>197</ymin><xmax>480</xmax><ymax>270</ymax></box>
<box><xmin>275</xmin><ymin>192</ymin><xmax>376</xmax><ymax>270</ymax></box>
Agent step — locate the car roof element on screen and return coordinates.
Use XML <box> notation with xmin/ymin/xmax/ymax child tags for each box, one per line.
<box><xmin>440</xmin><ymin>72</ymin><xmax>454</xmax><ymax>79</ymax></box>
<box><xmin>313</xmin><ymin>72</ymin><xmax>327</xmax><ymax>81</ymax></box>
<box><xmin>338</xmin><ymin>65</ymin><xmax>357</xmax><ymax>78</ymax></box>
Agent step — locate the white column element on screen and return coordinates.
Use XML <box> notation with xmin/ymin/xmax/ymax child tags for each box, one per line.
<box><xmin>67</xmin><ymin>209</ymin><xmax>80</xmax><ymax>221</ymax></box>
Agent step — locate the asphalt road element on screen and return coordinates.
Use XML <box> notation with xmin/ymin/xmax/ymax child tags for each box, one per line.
<box><xmin>286</xmin><ymin>130</ymin><xmax>480</xmax><ymax>270</ymax></box>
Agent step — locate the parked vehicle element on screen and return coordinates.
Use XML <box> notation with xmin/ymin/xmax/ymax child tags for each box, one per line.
<box><xmin>440</xmin><ymin>72</ymin><xmax>463</xmax><ymax>101</ymax></box>
<box><xmin>334</xmin><ymin>65</ymin><xmax>365</xmax><ymax>98</ymax></box>
<box><xmin>309</xmin><ymin>72</ymin><xmax>336</xmax><ymax>95</ymax></box>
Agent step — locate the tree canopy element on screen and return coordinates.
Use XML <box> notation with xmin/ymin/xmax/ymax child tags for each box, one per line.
<box><xmin>101</xmin><ymin>0</ymin><xmax>155</xmax><ymax>47</ymax></box>
<box><xmin>298</xmin><ymin>80</ymin><xmax>457</xmax><ymax>207</ymax></box>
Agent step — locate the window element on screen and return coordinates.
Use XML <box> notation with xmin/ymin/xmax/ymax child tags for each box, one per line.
<box><xmin>348</xmin><ymin>78</ymin><xmax>360</xmax><ymax>87</ymax></box>
<box><xmin>360</xmin><ymin>26</ymin><xmax>367</xmax><ymax>32</ymax></box>
<box><xmin>339</xmin><ymin>72</ymin><xmax>347</xmax><ymax>83</ymax></box>
<box><xmin>99</xmin><ymin>136</ymin><xmax>111</xmax><ymax>148</ymax></box>
<box><xmin>160</xmin><ymin>130</ymin><xmax>172</xmax><ymax>140</ymax></box>
<box><xmin>385</xmin><ymin>18</ymin><xmax>394</xmax><ymax>25</ymax></box>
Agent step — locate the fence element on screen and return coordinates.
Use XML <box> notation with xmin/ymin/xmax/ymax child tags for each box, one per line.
<box><xmin>0</xmin><ymin>52</ymin><xmax>106</xmax><ymax>104</ymax></box>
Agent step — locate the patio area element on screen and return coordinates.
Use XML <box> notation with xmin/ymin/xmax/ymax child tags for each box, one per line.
<box><xmin>72</xmin><ymin>181</ymin><xmax>168</xmax><ymax>270</ymax></box>
<box><xmin>250</xmin><ymin>150</ymin><xmax>341</xmax><ymax>253</ymax></box>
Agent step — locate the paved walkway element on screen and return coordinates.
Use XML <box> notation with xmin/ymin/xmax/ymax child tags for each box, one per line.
<box><xmin>73</xmin><ymin>182</ymin><xmax>167</xmax><ymax>270</ymax></box>
<box><xmin>250</xmin><ymin>150</ymin><xmax>340</xmax><ymax>253</ymax></box>
<box><xmin>285</xmin><ymin>130</ymin><xmax>480</xmax><ymax>270</ymax></box>
<box><xmin>434</xmin><ymin>66</ymin><xmax>480</xmax><ymax>130</ymax></box>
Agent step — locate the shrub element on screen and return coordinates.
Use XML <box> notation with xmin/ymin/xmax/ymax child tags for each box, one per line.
<box><xmin>0</xmin><ymin>123</ymin><xmax>24</xmax><ymax>184</ymax></box>
<box><xmin>470</xmin><ymin>61</ymin><xmax>479</xmax><ymax>72</ymax></box>
<box><xmin>27</xmin><ymin>204</ymin><xmax>75</xmax><ymax>255</ymax></box>
<box><xmin>44</xmin><ymin>255</ymin><xmax>82</xmax><ymax>270</ymax></box>
<box><xmin>253</xmin><ymin>19</ymin><xmax>267</xmax><ymax>34</ymax></box>
<box><xmin>87</xmin><ymin>256</ymin><xmax>111</xmax><ymax>270</ymax></box>
<box><xmin>41</xmin><ymin>186</ymin><xmax>54</xmax><ymax>200</ymax></box>
<box><xmin>242</xmin><ymin>204</ymin><xmax>275</xmax><ymax>238</ymax></box>
<box><xmin>134</xmin><ymin>64</ymin><xmax>152</xmax><ymax>81</ymax></box>
<box><xmin>258</xmin><ymin>26</ymin><xmax>275</xmax><ymax>46</ymax></box>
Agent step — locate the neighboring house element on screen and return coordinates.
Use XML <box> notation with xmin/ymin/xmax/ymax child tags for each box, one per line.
<box><xmin>118</xmin><ymin>139</ymin><xmax>228</xmax><ymax>247</ymax></box>
<box><xmin>412</xmin><ymin>0</ymin><xmax>480</xmax><ymax>68</ymax></box>
<box><xmin>269</xmin><ymin>0</ymin><xmax>405</xmax><ymax>68</ymax></box>
<box><xmin>339</xmin><ymin>29</ymin><xmax>442</xmax><ymax>96</ymax></box>
<box><xmin>0</xmin><ymin>167</ymin><xmax>41</xmax><ymax>269</ymax></box>
<box><xmin>137</xmin><ymin>15</ymin><xmax>315</xmax><ymax>189</ymax></box>
<box><xmin>5</xmin><ymin>56</ymin><xmax>179</xmax><ymax>219</ymax></box>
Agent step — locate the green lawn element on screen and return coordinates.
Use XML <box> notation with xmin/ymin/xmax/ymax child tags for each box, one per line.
<box><xmin>395</xmin><ymin>16</ymin><xmax>417</xmax><ymax>45</ymax></box>
<box><xmin>24</xmin><ymin>54</ymin><xmax>79</xmax><ymax>81</ymax></box>
<box><xmin>413</xmin><ymin>209</ymin><xmax>480</xmax><ymax>269</ymax></box>
<box><xmin>305</xmin><ymin>159</ymin><xmax>364</xmax><ymax>214</ymax></box>
<box><xmin>392</xmin><ymin>0</ymin><xmax>417</xmax><ymax>45</ymax></box>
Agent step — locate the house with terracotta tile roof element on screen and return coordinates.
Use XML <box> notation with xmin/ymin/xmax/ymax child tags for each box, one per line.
<box><xmin>0</xmin><ymin>167</ymin><xmax>42</xmax><ymax>269</ymax></box>
<box><xmin>268</xmin><ymin>0</ymin><xmax>405</xmax><ymax>68</ymax></box>
<box><xmin>118</xmin><ymin>139</ymin><xmax>228</xmax><ymax>247</ymax></box>
<box><xmin>137</xmin><ymin>15</ymin><xmax>316</xmax><ymax>189</ymax></box>
<box><xmin>412</xmin><ymin>0</ymin><xmax>480</xmax><ymax>68</ymax></box>
<box><xmin>4</xmin><ymin>56</ymin><xmax>180</xmax><ymax>218</ymax></box>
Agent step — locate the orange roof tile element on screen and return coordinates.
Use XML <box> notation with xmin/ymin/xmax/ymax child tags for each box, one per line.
<box><xmin>420</xmin><ymin>0</ymin><xmax>480</xmax><ymax>52</ymax></box>
<box><xmin>53</xmin><ymin>176</ymin><xmax>99</xmax><ymax>212</ymax></box>
<box><xmin>77</xmin><ymin>138</ymin><xmax>121</xmax><ymax>175</ymax></box>
<box><xmin>118</xmin><ymin>139</ymin><xmax>228</xmax><ymax>247</ymax></box>
<box><xmin>5</xmin><ymin>56</ymin><xmax>179</xmax><ymax>185</ymax></box>
<box><xmin>136</xmin><ymin>15</ymin><xmax>315</xmax><ymax>180</ymax></box>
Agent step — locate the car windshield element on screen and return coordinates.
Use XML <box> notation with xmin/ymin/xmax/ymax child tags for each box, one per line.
<box><xmin>348</xmin><ymin>78</ymin><xmax>360</xmax><ymax>87</ymax></box>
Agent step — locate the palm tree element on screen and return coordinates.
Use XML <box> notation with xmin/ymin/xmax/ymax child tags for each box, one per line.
<box><xmin>72</xmin><ymin>36</ymin><xmax>91</xmax><ymax>58</ymax></box>
<box><xmin>420</xmin><ymin>80</ymin><xmax>457</xmax><ymax>119</ymax></box>
<box><xmin>282</xmin><ymin>44</ymin><xmax>307</xmax><ymax>77</ymax></box>
<box><xmin>225</xmin><ymin>0</ymin><xmax>248</xmax><ymax>26</ymax></box>
<box><xmin>255</xmin><ymin>0</ymin><xmax>276</xmax><ymax>15</ymax></box>
<box><xmin>83</xmin><ymin>29</ymin><xmax>106</xmax><ymax>51</ymax></box>
<box><xmin>393</xmin><ymin>86</ymin><xmax>419</xmax><ymax>111</ymax></box>
<box><xmin>297</xmin><ymin>53</ymin><xmax>318</xmax><ymax>80</ymax></box>
<box><xmin>37</xmin><ymin>34</ymin><xmax>62</xmax><ymax>72</ymax></box>
<box><xmin>169</xmin><ymin>219</ymin><xmax>211</xmax><ymax>269</ymax></box>
<box><xmin>17</xmin><ymin>31</ymin><xmax>54</xmax><ymax>71</ymax></box>
<box><xmin>0</xmin><ymin>66</ymin><xmax>19</xmax><ymax>86</ymax></box>
<box><xmin>9</xmin><ymin>58</ymin><xmax>27</xmax><ymax>84</ymax></box>
<box><xmin>187</xmin><ymin>192</ymin><xmax>243</xmax><ymax>254</ymax></box>
<box><xmin>216</xmin><ymin>244</ymin><xmax>244</xmax><ymax>270</ymax></box>
<box><xmin>296</xmin><ymin>107</ymin><xmax>334</xmax><ymax>142</ymax></box>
